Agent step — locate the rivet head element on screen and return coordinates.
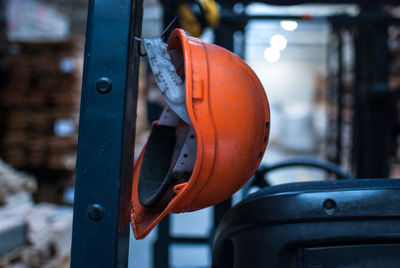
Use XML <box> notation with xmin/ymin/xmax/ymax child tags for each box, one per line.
<box><xmin>323</xmin><ymin>199</ymin><xmax>337</xmax><ymax>215</ymax></box>
<box><xmin>87</xmin><ymin>204</ymin><xmax>105</xmax><ymax>221</ymax></box>
<box><xmin>96</xmin><ymin>77</ymin><xmax>112</xmax><ymax>94</ymax></box>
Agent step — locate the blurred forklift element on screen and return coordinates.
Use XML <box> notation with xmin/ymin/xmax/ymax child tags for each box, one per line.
<box><xmin>70</xmin><ymin>0</ymin><xmax>400</xmax><ymax>267</ymax></box>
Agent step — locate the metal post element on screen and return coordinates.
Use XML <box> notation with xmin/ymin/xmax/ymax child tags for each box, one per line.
<box><xmin>70</xmin><ymin>0</ymin><xmax>143</xmax><ymax>267</ymax></box>
<box><xmin>352</xmin><ymin>9</ymin><xmax>391</xmax><ymax>178</ymax></box>
<box><xmin>366</xmin><ymin>15</ymin><xmax>391</xmax><ymax>177</ymax></box>
<box><xmin>154</xmin><ymin>215</ymin><xmax>171</xmax><ymax>268</ymax></box>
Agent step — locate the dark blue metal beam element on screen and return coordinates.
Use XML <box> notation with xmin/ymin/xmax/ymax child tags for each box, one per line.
<box><xmin>71</xmin><ymin>0</ymin><xmax>143</xmax><ymax>267</ymax></box>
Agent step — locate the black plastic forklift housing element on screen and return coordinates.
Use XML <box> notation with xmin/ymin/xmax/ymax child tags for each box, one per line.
<box><xmin>212</xmin><ymin>179</ymin><xmax>400</xmax><ymax>268</ymax></box>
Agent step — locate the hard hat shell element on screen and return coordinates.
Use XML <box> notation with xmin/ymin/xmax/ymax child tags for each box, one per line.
<box><xmin>131</xmin><ymin>29</ymin><xmax>270</xmax><ymax>239</ymax></box>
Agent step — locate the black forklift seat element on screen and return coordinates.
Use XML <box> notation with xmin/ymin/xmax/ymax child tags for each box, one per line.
<box><xmin>212</xmin><ymin>179</ymin><xmax>400</xmax><ymax>268</ymax></box>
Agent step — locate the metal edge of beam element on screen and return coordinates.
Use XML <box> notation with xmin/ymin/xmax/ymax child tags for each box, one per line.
<box><xmin>70</xmin><ymin>0</ymin><xmax>143</xmax><ymax>267</ymax></box>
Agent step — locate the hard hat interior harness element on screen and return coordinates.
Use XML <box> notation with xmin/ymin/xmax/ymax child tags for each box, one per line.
<box><xmin>138</xmin><ymin>108</ymin><xmax>196</xmax><ymax>208</ymax></box>
<box><xmin>138</xmin><ymin>36</ymin><xmax>197</xmax><ymax>208</ymax></box>
<box><xmin>143</xmin><ymin>38</ymin><xmax>190</xmax><ymax>124</ymax></box>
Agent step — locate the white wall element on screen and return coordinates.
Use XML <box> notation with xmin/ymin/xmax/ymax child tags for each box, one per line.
<box><xmin>249</xmin><ymin>60</ymin><xmax>320</xmax><ymax>106</ymax></box>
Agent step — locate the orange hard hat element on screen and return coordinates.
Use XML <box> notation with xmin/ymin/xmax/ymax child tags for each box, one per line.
<box><xmin>131</xmin><ymin>28</ymin><xmax>270</xmax><ymax>239</ymax></box>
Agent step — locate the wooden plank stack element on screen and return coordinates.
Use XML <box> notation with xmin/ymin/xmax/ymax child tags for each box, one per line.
<box><xmin>326</xmin><ymin>21</ymin><xmax>400</xmax><ymax>177</ymax></box>
<box><xmin>0</xmin><ymin>158</ymin><xmax>72</xmax><ymax>268</ymax></box>
<box><xmin>0</xmin><ymin>39</ymin><xmax>83</xmax><ymax>172</ymax></box>
<box><xmin>0</xmin><ymin>158</ymin><xmax>36</xmax><ymax>206</ymax></box>
<box><xmin>325</xmin><ymin>29</ymin><xmax>355</xmax><ymax>172</ymax></box>
<box><xmin>0</xmin><ymin>198</ymin><xmax>73</xmax><ymax>268</ymax></box>
<box><xmin>389</xmin><ymin>25</ymin><xmax>400</xmax><ymax>177</ymax></box>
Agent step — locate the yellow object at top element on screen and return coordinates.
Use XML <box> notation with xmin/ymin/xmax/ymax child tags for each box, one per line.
<box><xmin>177</xmin><ymin>0</ymin><xmax>220</xmax><ymax>38</ymax></box>
<box><xmin>199</xmin><ymin>0</ymin><xmax>220</xmax><ymax>28</ymax></box>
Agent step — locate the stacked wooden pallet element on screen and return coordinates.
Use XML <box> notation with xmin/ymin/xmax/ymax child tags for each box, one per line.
<box><xmin>326</xmin><ymin>22</ymin><xmax>400</xmax><ymax>177</ymax></box>
<box><xmin>389</xmin><ymin>26</ymin><xmax>400</xmax><ymax>91</ymax></box>
<box><xmin>325</xmin><ymin>29</ymin><xmax>355</xmax><ymax>172</ymax></box>
<box><xmin>0</xmin><ymin>199</ymin><xmax>73</xmax><ymax>268</ymax></box>
<box><xmin>0</xmin><ymin>158</ymin><xmax>72</xmax><ymax>268</ymax></box>
<box><xmin>0</xmin><ymin>158</ymin><xmax>36</xmax><ymax>206</ymax></box>
<box><xmin>389</xmin><ymin>25</ymin><xmax>400</xmax><ymax>176</ymax></box>
<box><xmin>0</xmin><ymin>39</ymin><xmax>83</xmax><ymax>171</ymax></box>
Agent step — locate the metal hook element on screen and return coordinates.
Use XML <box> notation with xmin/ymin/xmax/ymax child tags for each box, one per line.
<box><xmin>135</xmin><ymin>15</ymin><xmax>177</xmax><ymax>57</ymax></box>
<box><xmin>135</xmin><ymin>36</ymin><xmax>147</xmax><ymax>57</ymax></box>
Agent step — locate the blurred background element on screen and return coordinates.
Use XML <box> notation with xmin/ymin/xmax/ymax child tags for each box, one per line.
<box><xmin>0</xmin><ymin>0</ymin><xmax>399</xmax><ymax>267</ymax></box>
